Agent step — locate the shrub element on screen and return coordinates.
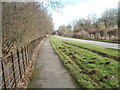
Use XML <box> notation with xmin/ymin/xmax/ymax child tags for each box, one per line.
<box><xmin>76</xmin><ymin>30</ymin><xmax>90</xmax><ymax>39</ymax></box>
<box><xmin>94</xmin><ymin>33</ymin><xmax>102</xmax><ymax>40</ymax></box>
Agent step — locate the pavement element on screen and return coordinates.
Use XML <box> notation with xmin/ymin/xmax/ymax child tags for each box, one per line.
<box><xmin>55</xmin><ymin>36</ymin><xmax>120</xmax><ymax>50</ymax></box>
<box><xmin>28</xmin><ymin>38</ymin><xmax>76</xmax><ymax>88</ymax></box>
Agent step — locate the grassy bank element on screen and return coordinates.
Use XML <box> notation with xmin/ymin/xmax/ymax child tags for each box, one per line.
<box><xmin>50</xmin><ymin>36</ymin><xmax>119</xmax><ymax>88</ymax></box>
<box><xmin>74</xmin><ymin>37</ymin><xmax>120</xmax><ymax>44</ymax></box>
<box><xmin>55</xmin><ymin>37</ymin><xmax>120</xmax><ymax>61</ymax></box>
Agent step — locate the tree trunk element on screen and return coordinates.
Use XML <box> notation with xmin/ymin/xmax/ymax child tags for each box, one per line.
<box><xmin>104</xmin><ymin>20</ymin><xmax>107</xmax><ymax>28</ymax></box>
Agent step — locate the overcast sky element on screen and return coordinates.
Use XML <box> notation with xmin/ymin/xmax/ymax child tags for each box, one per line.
<box><xmin>50</xmin><ymin>0</ymin><xmax>119</xmax><ymax>30</ymax></box>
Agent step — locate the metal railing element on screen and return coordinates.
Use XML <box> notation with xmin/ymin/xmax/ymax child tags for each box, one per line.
<box><xmin>0</xmin><ymin>36</ymin><xmax>44</xmax><ymax>88</ymax></box>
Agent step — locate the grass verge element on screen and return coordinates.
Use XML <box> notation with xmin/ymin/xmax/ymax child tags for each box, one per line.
<box><xmin>74</xmin><ymin>37</ymin><xmax>120</xmax><ymax>44</ymax></box>
<box><xmin>50</xmin><ymin>36</ymin><xmax>119</xmax><ymax>88</ymax></box>
<box><xmin>56</xmin><ymin>37</ymin><xmax>120</xmax><ymax>61</ymax></box>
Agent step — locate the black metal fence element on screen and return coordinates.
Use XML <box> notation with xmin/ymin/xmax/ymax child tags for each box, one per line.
<box><xmin>0</xmin><ymin>36</ymin><xmax>44</xmax><ymax>88</ymax></box>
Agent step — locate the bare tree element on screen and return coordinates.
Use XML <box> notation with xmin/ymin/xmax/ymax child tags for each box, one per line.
<box><xmin>63</xmin><ymin>25</ymin><xmax>74</xmax><ymax>37</ymax></box>
<box><xmin>91</xmin><ymin>14</ymin><xmax>98</xmax><ymax>28</ymax></box>
<box><xmin>101</xmin><ymin>8</ymin><xmax>118</xmax><ymax>28</ymax></box>
<box><xmin>57</xmin><ymin>25</ymin><xmax>74</xmax><ymax>37</ymax></box>
<box><xmin>73</xmin><ymin>21</ymin><xmax>81</xmax><ymax>32</ymax></box>
<box><xmin>2</xmin><ymin>2</ymin><xmax>53</xmax><ymax>56</ymax></box>
<box><xmin>57</xmin><ymin>25</ymin><xmax>66</xmax><ymax>36</ymax></box>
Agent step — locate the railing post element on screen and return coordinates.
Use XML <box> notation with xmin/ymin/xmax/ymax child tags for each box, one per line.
<box><xmin>16</xmin><ymin>49</ymin><xmax>22</xmax><ymax>79</ymax></box>
<box><xmin>27</xmin><ymin>45</ymin><xmax>29</xmax><ymax>65</ymax></box>
<box><xmin>27</xmin><ymin>45</ymin><xmax>29</xmax><ymax>61</ymax></box>
<box><xmin>11</xmin><ymin>52</ymin><xmax>16</xmax><ymax>88</ymax></box>
<box><xmin>29</xmin><ymin>44</ymin><xmax>32</xmax><ymax>68</ymax></box>
<box><xmin>24</xmin><ymin>46</ymin><xmax>27</xmax><ymax>67</ymax></box>
<box><xmin>30</xmin><ymin>44</ymin><xmax>33</xmax><ymax>68</ymax></box>
<box><xmin>1</xmin><ymin>58</ymin><xmax>6</xmax><ymax>89</ymax></box>
<box><xmin>21</xmin><ymin>47</ymin><xmax>25</xmax><ymax>73</ymax></box>
<box><xmin>30</xmin><ymin>44</ymin><xmax>32</xmax><ymax>61</ymax></box>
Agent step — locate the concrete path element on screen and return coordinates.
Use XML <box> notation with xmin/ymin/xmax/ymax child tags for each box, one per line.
<box><xmin>28</xmin><ymin>39</ymin><xmax>76</xmax><ymax>88</ymax></box>
<box><xmin>55</xmin><ymin>36</ymin><xmax>119</xmax><ymax>50</ymax></box>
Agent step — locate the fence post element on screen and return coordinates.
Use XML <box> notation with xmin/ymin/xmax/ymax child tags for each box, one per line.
<box><xmin>16</xmin><ymin>49</ymin><xmax>22</xmax><ymax>79</ymax></box>
<box><xmin>27</xmin><ymin>45</ymin><xmax>30</xmax><ymax>67</ymax></box>
<box><xmin>30</xmin><ymin>44</ymin><xmax>33</xmax><ymax>68</ymax></box>
<box><xmin>27</xmin><ymin>45</ymin><xmax>29</xmax><ymax>65</ymax></box>
<box><xmin>21</xmin><ymin>47</ymin><xmax>25</xmax><ymax>73</ymax></box>
<box><xmin>24</xmin><ymin>46</ymin><xmax>27</xmax><ymax>67</ymax></box>
<box><xmin>1</xmin><ymin>58</ymin><xmax>6</xmax><ymax>89</ymax></box>
<box><xmin>11</xmin><ymin>52</ymin><xmax>16</xmax><ymax>88</ymax></box>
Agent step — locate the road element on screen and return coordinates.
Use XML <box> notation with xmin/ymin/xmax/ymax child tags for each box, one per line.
<box><xmin>55</xmin><ymin>36</ymin><xmax>119</xmax><ymax>50</ymax></box>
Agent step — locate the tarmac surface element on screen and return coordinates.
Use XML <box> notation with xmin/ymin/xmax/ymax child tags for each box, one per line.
<box><xmin>55</xmin><ymin>36</ymin><xmax>119</xmax><ymax>50</ymax></box>
<box><xmin>28</xmin><ymin>38</ymin><xmax>76</xmax><ymax>88</ymax></box>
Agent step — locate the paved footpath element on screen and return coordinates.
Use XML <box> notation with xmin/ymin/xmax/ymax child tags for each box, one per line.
<box><xmin>28</xmin><ymin>38</ymin><xmax>76</xmax><ymax>88</ymax></box>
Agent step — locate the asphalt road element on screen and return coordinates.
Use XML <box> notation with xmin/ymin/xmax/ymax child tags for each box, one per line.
<box><xmin>55</xmin><ymin>36</ymin><xmax>119</xmax><ymax>50</ymax></box>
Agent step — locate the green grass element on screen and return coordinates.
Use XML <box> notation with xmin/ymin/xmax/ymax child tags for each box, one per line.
<box><xmin>75</xmin><ymin>37</ymin><xmax>120</xmax><ymax>44</ymax></box>
<box><xmin>50</xmin><ymin>36</ymin><xmax>119</xmax><ymax>88</ymax></box>
<box><xmin>27</xmin><ymin>69</ymin><xmax>39</xmax><ymax>88</ymax></box>
<box><xmin>53</xmin><ymin>37</ymin><xmax>120</xmax><ymax>60</ymax></box>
